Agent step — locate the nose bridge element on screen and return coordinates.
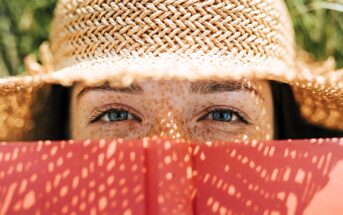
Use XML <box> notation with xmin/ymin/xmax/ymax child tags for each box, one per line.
<box><xmin>147</xmin><ymin>102</ymin><xmax>186</xmax><ymax>139</ymax></box>
<box><xmin>157</xmin><ymin>111</ymin><xmax>181</xmax><ymax>139</ymax></box>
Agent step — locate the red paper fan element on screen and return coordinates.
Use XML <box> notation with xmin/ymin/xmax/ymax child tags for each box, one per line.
<box><xmin>0</xmin><ymin>138</ymin><xmax>343</xmax><ymax>215</ymax></box>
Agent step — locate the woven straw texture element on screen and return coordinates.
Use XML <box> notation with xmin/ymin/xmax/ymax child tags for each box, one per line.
<box><xmin>0</xmin><ymin>0</ymin><xmax>342</xmax><ymax>140</ymax></box>
<box><xmin>50</xmin><ymin>0</ymin><xmax>295</xmax><ymax>70</ymax></box>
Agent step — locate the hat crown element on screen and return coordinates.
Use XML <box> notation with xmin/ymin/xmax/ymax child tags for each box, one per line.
<box><xmin>50</xmin><ymin>0</ymin><xmax>295</xmax><ymax>70</ymax></box>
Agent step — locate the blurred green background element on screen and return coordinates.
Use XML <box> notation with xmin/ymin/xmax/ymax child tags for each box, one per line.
<box><xmin>0</xmin><ymin>0</ymin><xmax>342</xmax><ymax>76</ymax></box>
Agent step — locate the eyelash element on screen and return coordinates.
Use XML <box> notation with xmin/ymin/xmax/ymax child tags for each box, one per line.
<box><xmin>89</xmin><ymin>105</ymin><xmax>251</xmax><ymax>125</ymax></box>
<box><xmin>89</xmin><ymin>105</ymin><xmax>141</xmax><ymax>124</ymax></box>
<box><xmin>197</xmin><ymin>107</ymin><xmax>251</xmax><ymax>124</ymax></box>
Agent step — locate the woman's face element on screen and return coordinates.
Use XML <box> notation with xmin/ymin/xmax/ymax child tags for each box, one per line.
<box><xmin>70</xmin><ymin>80</ymin><xmax>274</xmax><ymax>142</ymax></box>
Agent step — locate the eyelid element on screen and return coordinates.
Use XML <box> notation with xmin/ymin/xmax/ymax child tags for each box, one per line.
<box><xmin>89</xmin><ymin>103</ymin><xmax>143</xmax><ymax>124</ymax></box>
<box><xmin>196</xmin><ymin>106</ymin><xmax>252</xmax><ymax>124</ymax></box>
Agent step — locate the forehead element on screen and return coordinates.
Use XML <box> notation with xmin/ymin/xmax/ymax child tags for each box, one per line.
<box><xmin>73</xmin><ymin>79</ymin><xmax>269</xmax><ymax>97</ymax></box>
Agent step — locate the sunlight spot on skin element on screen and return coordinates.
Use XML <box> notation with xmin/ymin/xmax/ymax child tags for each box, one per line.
<box><xmin>72</xmin><ymin>80</ymin><xmax>274</xmax><ymax>141</ymax></box>
<box><xmin>243</xmin><ymin>135</ymin><xmax>248</xmax><ymax>141</ymax></box>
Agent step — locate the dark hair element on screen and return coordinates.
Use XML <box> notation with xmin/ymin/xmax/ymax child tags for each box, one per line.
<box><xmin>270</xmin><ymin>81</ymin><xmax>343</xmax><ymax>139</ymax></box>
<box><xmin>43</xmin><ymin>82</ymin><xmax>343</xmax><ymax>140</ymax></box>
<box><xmin>33</xmin><ymin>85</ymin><xmax>70</xmax><ymax>140</ymax></box>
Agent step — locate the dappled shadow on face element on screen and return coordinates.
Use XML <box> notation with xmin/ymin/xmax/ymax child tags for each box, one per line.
<box><xmin>0</xmin><ymin>138</ymin><xmax>343</xmax><ymax>214</ymax></box>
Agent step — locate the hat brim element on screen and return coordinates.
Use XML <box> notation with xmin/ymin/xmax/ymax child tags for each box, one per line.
<box><xmin>0</xmin><ymin>52</ymin><xmax>342</xmax><ymax>140</ymax></box>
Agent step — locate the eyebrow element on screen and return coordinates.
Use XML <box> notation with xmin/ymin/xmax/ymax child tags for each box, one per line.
<box><xmin>77</xmin><ymin>83</ymin><xmax>143</xmax><ymax>99</ymax></box>
<box><xmin>77</xmin><ymin>80</ymin><xmax>263</xmax><ymax>100</ymax></box>
<box><xmin>191</xmin><ymin>80</ymin><xmax>262</xmax><ymax>98</ymax></box>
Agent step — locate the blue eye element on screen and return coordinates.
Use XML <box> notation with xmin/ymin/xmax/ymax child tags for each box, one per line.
<box><xmin>199</xmin><ymin>109</ymin><xmax>249</xmax><ymax>124</ymax></box>
<box><xmin>105</xmin><ymin>110</ymin><xmax>129</xmax><ymax>122</ymax></box>
<box><xmin>212</xmin><ymin>110</ymin><xmax>234</xmax><ymax>122</ymax></box>
<box><xmin>91</xmin><ymin>109</ymin><xmax>139</xmax><ymax>123</ymax></box>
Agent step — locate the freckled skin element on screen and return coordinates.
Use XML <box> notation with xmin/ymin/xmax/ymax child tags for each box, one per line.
<box><xmin>70</xmin><ymin>80</ymin><xmax>274</xmax><ymax>142</ymax></box>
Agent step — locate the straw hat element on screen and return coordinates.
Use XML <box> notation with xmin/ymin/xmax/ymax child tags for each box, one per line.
<box><xmin>0</xmin><ymin>0</ymin><xmax>342</xmax><ymax>140</ymax></box>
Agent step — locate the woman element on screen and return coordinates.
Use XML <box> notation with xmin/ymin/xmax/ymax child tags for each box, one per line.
<box><xmin>0</xmin><ymin>0</ymin><xmax>342</xmax><ymax>141</ymax></box>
